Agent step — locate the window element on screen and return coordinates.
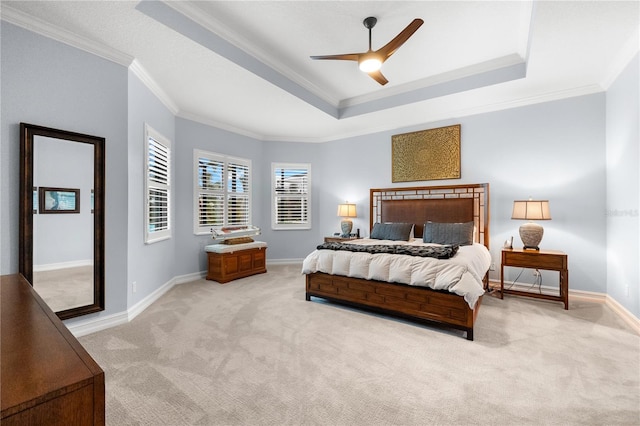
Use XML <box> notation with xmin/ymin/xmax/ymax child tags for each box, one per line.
<box><xmin>194</xmin><ymin>150</ymin><xmax>251</xmax><ymax>235</ymax></box>
<box><xmin>272</xmin><ymin>163</ymin><xmax>311</xmax><ymax>230</ymax></box>
<box><xmin>145</xmin><ymin>124</ymin><xmax>171</xmax><ymax>243</ymax></box>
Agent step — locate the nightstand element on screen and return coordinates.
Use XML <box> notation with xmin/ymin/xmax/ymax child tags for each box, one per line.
<box><xmin>500</xmin><ymin>248</ymin><xmax>569</xmax><ymax>309</ymax></box>
<box><xmin>324</xmin><ymin>236</ymin><xmax>359</xmax><ymax>243</ymax></box>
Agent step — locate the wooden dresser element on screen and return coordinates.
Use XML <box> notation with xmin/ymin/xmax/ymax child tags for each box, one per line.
<box><xmin>1</xmin><ymin>274</ymin><xmax>105</xmax><ymax>425</ymax></box>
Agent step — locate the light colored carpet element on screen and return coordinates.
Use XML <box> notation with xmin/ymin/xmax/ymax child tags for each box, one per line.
<box><xmin>33</xmin><ymin>265</ymin><xmax>93</xmax><ymax>312</ymax></box>
<box><xmin>79</xmin><ymin>264</ymin><xmax>640</xmax><ymax>425</ymax></box>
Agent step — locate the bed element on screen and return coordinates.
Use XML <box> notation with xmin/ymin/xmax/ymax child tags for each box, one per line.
<box><xmin>303</xmin><ymin>183</ymin><xmax>490</xmax><ymax>340</ymax></box>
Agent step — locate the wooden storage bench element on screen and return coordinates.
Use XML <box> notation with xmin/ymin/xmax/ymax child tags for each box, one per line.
<box><xmin>205</xmin><ymin>241</ymin><xmax>267</xmax><ymax>283</ymax></box>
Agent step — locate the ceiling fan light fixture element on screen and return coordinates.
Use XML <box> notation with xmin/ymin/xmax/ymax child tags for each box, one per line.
<box><xmin>359</xmin><ymin>54</ymin><xmax>382</xmax><ymax>72</ymax></box>
<box><xmin>311</xmin><ymin>17</ymin><xmax>423</xmax><ymax>85</ymax></box>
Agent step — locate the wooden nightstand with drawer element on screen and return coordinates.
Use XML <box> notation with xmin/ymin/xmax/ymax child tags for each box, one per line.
<box><xmin>500</xmin><ymin>248</ymin><xmax>569</xmax><ymax>309</ymax></box>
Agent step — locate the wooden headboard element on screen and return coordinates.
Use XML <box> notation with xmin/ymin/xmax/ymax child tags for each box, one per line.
<box><xmin>370</xmin><ymin>183</ymin><xmax>490</xmax><ymax>249</ymax></box>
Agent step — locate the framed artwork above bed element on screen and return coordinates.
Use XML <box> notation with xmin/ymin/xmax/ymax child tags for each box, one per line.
<box><xmin>391</xmin><ymin>124</ymin><xmax>461</xmax><ymax>182</ymax></box>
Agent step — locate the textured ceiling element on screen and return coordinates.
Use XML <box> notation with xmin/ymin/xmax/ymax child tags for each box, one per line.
<box><xmin>2</xmin><ymin>1</ymin><xmax>638</xmax><ymax>142</ymax></box>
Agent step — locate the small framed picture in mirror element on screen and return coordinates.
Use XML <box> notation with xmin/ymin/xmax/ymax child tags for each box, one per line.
<box><xmin>39</xmin><ymin>187</ymin><xmax>80</xmax><ymax>214</ymax></box>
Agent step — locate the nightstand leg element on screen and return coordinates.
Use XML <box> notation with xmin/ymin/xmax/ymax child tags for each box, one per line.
<box><xmin>562</xmin><ymin>269</ymin><xmax>569</xmax><ymax>310</ymax></box>
<box><xmin>500</xmin><ymin>264</ymin><xmax>504</xmax><ymax>299</ymax></box>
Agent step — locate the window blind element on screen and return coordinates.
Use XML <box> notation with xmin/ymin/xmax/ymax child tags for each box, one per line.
<box><xmin>272</xmin><ymin>164</ymin><xmax>311</xmax><ymax>229</ymax></box>
<box><xmin>145</xmin><ymin>125</ymin><xmax>171</xmax><ymax>243</ymax></box>
<box><xmin>194</xmin><ymin>151</ymin><xmax>252</xmax><ymax>234</ymax></box>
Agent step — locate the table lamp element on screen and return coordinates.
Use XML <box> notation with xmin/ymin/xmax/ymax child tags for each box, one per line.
<box><xmin>337</xmin><ymin>203</ymin><xmax>357</xmax><ymax>237</ymax></box>
<box><xmin>511</xmin><ymin>199</ymin><xmax>551</xmax><ymax>250</ymax></box>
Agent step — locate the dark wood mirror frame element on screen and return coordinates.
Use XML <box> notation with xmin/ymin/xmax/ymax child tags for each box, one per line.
<box><xmin>19</xmin><ymin>123</ymin><xmax>105</xmax><ymax>320</ymax></box>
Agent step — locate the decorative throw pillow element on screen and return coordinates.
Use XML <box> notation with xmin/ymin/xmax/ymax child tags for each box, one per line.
<box><xmin>370</xmin><ymin>222</ymin><xmax>413</xmax><ymax>241</ymax></box>
<box><xmin>423</xmin><ymin>221</ymin><xmax>474</xmax><ymax>246</ymax></box>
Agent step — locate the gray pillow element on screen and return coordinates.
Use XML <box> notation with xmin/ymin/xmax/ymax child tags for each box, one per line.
<box><xmin>370</xmin><ymin>223</ymin><xmax>413</xmax><ymax>241</ymax></box>
<box><xmin>423</xmin><ymin>221</ymin><xmax>474</xmax><ymax>246</ymax></box>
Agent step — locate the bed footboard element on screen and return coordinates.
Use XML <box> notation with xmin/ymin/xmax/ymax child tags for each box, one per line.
<box><xmin>305</xmin><ymin>272</ymin><xmax>481</xmax><ymax>340</ymax></box>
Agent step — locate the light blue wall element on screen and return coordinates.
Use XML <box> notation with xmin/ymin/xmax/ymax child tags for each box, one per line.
<box><xmin>0</xmin><ymin>22</ymin><xmax>129</xmax><ymax>320</ymax></box>
<box><xmin>606</xmin><ymin>52</ymin><xmax>640</xmax><ymax>317</ymax></box>
<box><xmin>126</xmin><ymin>70</ymin><xmax>176</xmax><ymax>307</ymax></box>
<box><xmin>307</xmin><ymin>95</ymin><xmax>607</xmax><ymax>293</ymax></box>
<box><xmin>259</xmin><ymin>141</ymin><xmax>326</xmax><ymax>260</ymax></box>
<box><xmin>173</xmin><ymin>118</ymin><xmax>266</xmax><ymax>275</ymax></box>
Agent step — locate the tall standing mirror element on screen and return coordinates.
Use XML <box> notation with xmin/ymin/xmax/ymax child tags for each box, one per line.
<box><xmin>19</xmin><ymin>123</ymin><xmax>105</xmax><ymax>320</ymax></box>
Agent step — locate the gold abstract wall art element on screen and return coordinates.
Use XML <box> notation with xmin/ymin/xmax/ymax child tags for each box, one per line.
<box><xmin>391</xmin><ymin>124</ymin><xmax>461</xmax><ymax>182</ymax></box>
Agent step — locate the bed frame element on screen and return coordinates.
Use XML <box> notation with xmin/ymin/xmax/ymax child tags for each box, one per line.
<box><xmin>305</xmin><ymin>183</ymin><xmax>490</xmax><ymax>340</ymax></box>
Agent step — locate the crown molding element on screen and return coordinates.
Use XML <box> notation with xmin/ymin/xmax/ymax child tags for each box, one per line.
<box><xmin>129</xmin><ymin>60</ymin><xmax>179</xmax><ymax>115</ymax></box>
<box><xmin>450</xmin><ymin>84</ymin><xmax>603</xmax><ymax>119</ymax></box>
<box><xmin>0</xmin><ymin>4</ymin><xmax>133</xmax><ymax>67</ymax></box>
<box><xmin>263</xmin><ymin>84</ymin><xmax>605</xmax><ymax>143</ymax></box>
<box><xmin>176</xmin><ymin>111</ymin><xmax>265</xmax><ymax>141</ymax></box>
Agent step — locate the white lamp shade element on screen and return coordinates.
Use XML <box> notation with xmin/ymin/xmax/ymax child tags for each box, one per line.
<box><xmin>511</xmin><ymin>200</ymin><xmax>551</xmax><ymax>220</ymax></box>
<box><xmin>337</xmin><ymin>203</ymin><xmax>357</xmax><ymax>218</ymax></box>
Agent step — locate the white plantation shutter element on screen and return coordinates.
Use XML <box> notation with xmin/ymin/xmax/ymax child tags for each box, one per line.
<box><xmin>227</xmin><ymin>161</ymin><xmax>250</xmax><ymax>226</ymax></box>
<box><xmin>196</xmin><ymin>155</ymin><xmax>224</xmax><ymax>230</ymax></box>
<box><xmin>272</xmin><ymin>163</ymin><xmax>311</xmax><ymax>230</ymax></box>
<box><xmin>194</xmin><ymin>151</ymin><xmax>251</xmax><ymax>234</ymax></box>
<box><xmin>199</xmin><ymin>193</ymin><xmax>224</xmax><ymax>227</ymax></box>
<box><xmin>145</xmin><ymin>125</ymin><xmax>171</xmax><ymax>243</ymax></box>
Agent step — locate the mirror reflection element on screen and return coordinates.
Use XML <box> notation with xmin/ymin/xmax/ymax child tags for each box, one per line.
<box><xmin>19</xmin><ymin>123</ymin><xmax>105</xmax><ymax>320</ymax></box>
<box><xmin>32</xmin><ymin>136</ymin><xmax>95</xmax><ymax>312</ymax></box>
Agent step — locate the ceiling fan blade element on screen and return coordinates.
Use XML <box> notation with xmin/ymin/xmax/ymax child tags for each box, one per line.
<box><xmin>368</xmin><ymin>70</ymin><xmax>389</xmax><ymax>86</ymax></box>
<box><xmin>310</xmin><ymin>53</ymin><xmax>361</xmax><ymax>61</ymax></box>
<box><xmin>377</xmin><ymin>18</ymin><xmax>424</xmax><ymax>61</ymax></box>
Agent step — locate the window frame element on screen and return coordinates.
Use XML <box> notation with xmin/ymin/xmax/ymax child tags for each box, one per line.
<box><xmin>193</xmin><ymin>149</ymin><xmax>252</xmax><ymax>235</ymax></box>
<box><xmin>144</xmin><ymin>124</ymin><xmax>172</xmax><ymax>244</ymax></box>
<box><xmin>271</xmin><ymin>162</ymin><xmax>311</xmax><ymax>230</ymax></box>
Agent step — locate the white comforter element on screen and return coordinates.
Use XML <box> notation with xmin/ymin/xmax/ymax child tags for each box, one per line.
<box><xmin>302</xmin><ymin>238</ymin><xmax>491</xmax><ymax>309</ymax></box>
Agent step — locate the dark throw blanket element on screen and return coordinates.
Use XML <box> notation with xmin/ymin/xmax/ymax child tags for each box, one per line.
<box><xmin>316</xmin><ymin>242</ymin><xmax>459</xmax><ymax>260</ymax></box>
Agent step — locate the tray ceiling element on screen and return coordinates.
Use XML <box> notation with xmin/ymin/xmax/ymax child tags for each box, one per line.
<box><xmin>2</xmin><ymin>1</ymin><xmax>638</xmax><ymax>142</ymax></box>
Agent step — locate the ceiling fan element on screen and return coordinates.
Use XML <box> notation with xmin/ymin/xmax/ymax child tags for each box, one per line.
<box><xmin>310</xmin><ymin>16</ymin><xmax>424</xmax><ymax>86</ymax></box>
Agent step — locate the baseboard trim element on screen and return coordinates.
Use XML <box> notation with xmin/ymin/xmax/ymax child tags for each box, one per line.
<box><xmin>488</xmin><ymin>279</ymin><xmax>639</xmax><ymax>335</ymax></box>
<box><xmin>267</xmin><ymin>258</ymin><xmax>303</xmax><ymax>265</ymax></box>
<box><xmin>605</xmin><ymin>295</ymin><xmax>640</xmax><ymax>335</ymax></box>
<box><xmin>34</xmin><ymin>259</ymin><xmax>93</xmax><ymax>272</ymax></box>
<box><xmin>175</xmin><ymin>271</ymin><xmax>206</xmax><ymax>284</ymax></box>
<box><xmin>68</xmin><ymin>274</ymin><xmax>189</xmax><ymax>338</ymax></box>
<box><xmin>66</xmin><ymin>310</ymin><xmax>129</xmax><ymax>338</ymax></box>
<box><xmin>127</xmin><ymin>278</ymin><xmax>176</xmax><ymax>322</ymax></box>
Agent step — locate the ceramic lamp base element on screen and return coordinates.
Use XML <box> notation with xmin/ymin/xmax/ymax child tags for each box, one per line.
<box><xmin>519</xmin><ymin>221</ymin><xmax>544</xmax><ymax>250</ymax></box>
<box><xmin>340</xmin><ymin>219</ymin><xmax>353</xmax><ymax>238</ymax></box>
